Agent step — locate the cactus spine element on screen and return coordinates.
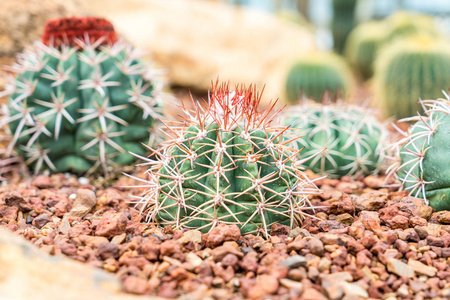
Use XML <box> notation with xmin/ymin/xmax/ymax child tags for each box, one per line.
<box><xmin>1</xmin><ymin>17</ymin><xmax>165</xmax><ymax>175</ymax></box>
<box><xmin>135</xmin><ymin>83</ymin><xmax>320</xmax><ymax>237</ymax></box>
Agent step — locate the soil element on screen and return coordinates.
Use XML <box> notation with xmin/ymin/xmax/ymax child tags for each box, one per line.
<box><xmin>1</xmin><ymin>167</ymin><xmax>450</xmax><ymax>300</ymax></box>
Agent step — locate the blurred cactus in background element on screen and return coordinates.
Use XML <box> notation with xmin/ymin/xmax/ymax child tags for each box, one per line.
<box><xmin>285</xmin><ymin>52</ymin><xmax>354</xmax><ymax>104</ymax></box>
<box><xmin>344</xmin><ymin>21</ymin><xmax>386</xmax><ymax>79</ymax></box>
<box><xmin>374</xmin><ymin>36</ymin><xmax>450</xmax><ymax>119</ymax></box>
<box><xmin>331</xmin><ymin>0</ymin><xmax>357</xmax><ymax>53</ymax></box>
<box><xmin>385</xmin><ymin>11</ymin><xmax>439</xmax><ymax>43</ymax></box>
<box><xmin>284</xmin><ymin>101</ymin><xmax>387</xmax><ymax>178</ymax></box>
<box><xmin>0</xmin><ymin>17</ymin><xmax>165</xmax><ymax>175</ymax></box>
<box><xmin>395</xmin><ymin>94</ymin><xmax>450</xmax><ymax>211</ymax></box>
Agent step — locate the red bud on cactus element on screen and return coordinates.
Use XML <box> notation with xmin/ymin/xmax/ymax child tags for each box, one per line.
<box><xmin>41</xmin><ymin>17</ymin><xmax>118</xmax><ymax>48</ymax></box>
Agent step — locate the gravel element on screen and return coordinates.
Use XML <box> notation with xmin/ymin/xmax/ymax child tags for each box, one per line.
<box><xmin>1</xmin><ymin>170</ymin><xmax>450</xmax><ymax>299</ymax></box>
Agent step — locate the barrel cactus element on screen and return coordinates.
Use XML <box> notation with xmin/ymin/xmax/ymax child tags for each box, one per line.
<box><xmin>0</xmin><ymin>17</ymin><xmax>164</xmax><ymax>175</ymax></box>
<box><xmin>396</xmin><ymin>93</ymin><xmax>450</xmax><ymax>211</ymax></box>
<box><xmin>374</xmin><ymin>36</ymin><xmax>450</xmax><ymax>119</ymax></box>
<box><xmin>344</xmin><ymin>21</ymin><xmax>386</xmax><ymax>79</ymax></box>
<box><xmin>385</xmin><ymin>11</ymin><xmax>439</xmax><ymax>43</ymax></box>
<box><xmin>285</xmin><ymin>52</ymin><xmax>354</xmax><ymax>104</ymax></box>
<box><xmin>135</xmin><ymin>83</ymin><xmax>320</xmax><ymax>237</ymax></box>
<box><xmin>283</xmin><ymin>102</ymin><xmax>387</xmax><ymax>178</ymax></box>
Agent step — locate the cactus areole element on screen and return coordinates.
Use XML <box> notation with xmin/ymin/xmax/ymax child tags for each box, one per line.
<box><xmin>1</xmin><ymin>17</ymin><xmax>164</xmax><ymax>175</ymax></box>
<box><xmin>136</xmin><ymin>83</ymin><xmax>320</xmax><ymax>237</ymax></box>
<box><xmin>397</xmin><ymin>94</ymin><xmax>450</xmax><ymax>211</ymax></box>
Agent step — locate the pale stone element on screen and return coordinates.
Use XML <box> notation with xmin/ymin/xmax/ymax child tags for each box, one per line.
<box><xmin>279</xmin><ymin>278</ymin><xmax>303</xmax><ymax>291</ymax></box>
<box><xmin>387</xmin><ymin>259</ymin><xmax>415</xmax><ymax>278</ymax></box>
<box><xmin>0</xmin><ymin>228</ymin><xmax>154</xmax><ymax>300</ymax></box>
<box><xmin>408</xmin><ymin>259</ymin><xmax>437</xmax><ymax>277</ymax></box>
<box><xmin>186</xmin><ymin>252</ymin><xmax>203</xmax><ymax>268</ymax></box>
<box><xmin>178</xmin><ymin>230</ymin><xmax>202</xmax><ymax>244</ymax></box>
<box><xmin>342</xmin><ymin>282</ymin><xmax>369</xmax><ymax>298</ymax></box>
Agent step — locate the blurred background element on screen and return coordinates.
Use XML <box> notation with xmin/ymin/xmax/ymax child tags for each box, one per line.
<box><xmin>0</xmin><ymin>0</ymin><xmax>449</xmax><ymax>118</ymax></box>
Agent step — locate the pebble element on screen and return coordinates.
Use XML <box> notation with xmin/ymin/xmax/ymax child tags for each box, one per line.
<box><xmin>280</xmin><ymin>255</ymin><xmax>307</xmax><ymax>269</ymax></box>
<box><xmin>386</xmin><ymin>259</ymin><xmax>415</xmax><ymax>278</ymax></box>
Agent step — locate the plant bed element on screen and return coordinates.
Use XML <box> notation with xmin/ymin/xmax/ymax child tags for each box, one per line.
<box><xmin>1</xmin><ymin>169</ymin><xmax>449</xmax><ymax>299</ymax></box>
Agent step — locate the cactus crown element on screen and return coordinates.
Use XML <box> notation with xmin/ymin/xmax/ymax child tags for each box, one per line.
<box><xmin>1</xmin><ymin>17</ymin><xmax>164</xmax><ymax>175</ymax></box>
<box><xmin>394</xmin><ymin>92</ymin><xmax>450</xmax><ymax>211</ymax></box>
<box><xmin>134</xmin><ymin>83</ymin><xmax>320</xmax><ymax>237</ymax></box>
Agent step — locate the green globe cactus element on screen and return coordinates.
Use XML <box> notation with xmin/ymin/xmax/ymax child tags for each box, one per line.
<box><xmin>285</xmin><ymin>52</ymin><xmax>354</xmax><ymax>104</ymax></box>
<box><xmin>284</xmin><ymin>102</ymin><xmax>387</xmax><ymax>178</ymax></box>
<box><xmin>135</xmin><ymin>83</ymin><xmax>320</xmax><ymax>237</ymax></box>
<box><xmin>0</xmin><ymin>17</ymin><xmax>165</xmax><ymax>175</ymax></box>
<box><xmin>374</xmin><ymin>36</ymin><xmax>450</xmax><ymax>119</ymax></box>
<box><xmin>344</xmin><ymin>21</ymin><xmax>387</xmax><ymax>79</ymax></box>
<box><xmin>396</xmin><ymin>94</ymin><xmax>450</xmax><ymax>211</ymax></box>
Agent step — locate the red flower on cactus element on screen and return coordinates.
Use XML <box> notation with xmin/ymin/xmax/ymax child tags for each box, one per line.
<box><xmin>41</xmin><ymin>17</ymin><xmax>118</xmax><ymax>48</ymax></box>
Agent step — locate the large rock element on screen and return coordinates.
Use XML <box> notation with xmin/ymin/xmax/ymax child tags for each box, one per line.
<box><xmin>0</xmin><ymin>227</ymin><xmax>157</xmax><ymax>300</ymax></box>
<box><xmin>78</xmin><ymin>0</ymin><xmax>316</xmax><ymax>104</ymax></box>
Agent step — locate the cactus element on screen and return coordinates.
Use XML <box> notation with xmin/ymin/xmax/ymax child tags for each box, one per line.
<box><xmin>374</xmin><ymin>36</ymin><xmax>450</xmax><ymax>119</ymax></box>
<box><xmin>344</xmin><ymin>21</ymin><xmax>386</xmax><ymax>79</ymax></box>
<box><xmin>283</xmin><ymin>102</ymin><xmax>387</xmax><ymax>178</ymax></box>
<box><xmin>331</xmin><ymin>0</ymin><xmax>357</xmax><ymax>53</ymax></box>
<box><xmin>285</xmin><ymin>52</ymin><xmax>354</xmax><ymax>104</ymax></box>
<box><xmin>135</xmin><ymin>83</ymin><xmax>320</xmax><ymax>237</ymax></box>
<box><xmin>396</xmin><ymin>93</ymin><xmax>450</xmax><ymax>211</ymax></box>
<box><xmin>385</xmin><ymin>11</ymin><xmax>439</xmax><ymax>43</ymax></box>
<box><xmin>0</xmin><ymin>17</ymin><xmax>165</xmax><ymax>175</ymax></box>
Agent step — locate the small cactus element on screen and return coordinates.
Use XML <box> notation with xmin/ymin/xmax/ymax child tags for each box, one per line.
<box><xmin>285</xmin><ymin>52</ymin><xmax>354</xmax><ymax>104</ymax></box>
<box><xmin>134</xmin><ymin>83</ymin><xmax>320</xmax><ymax>237</ymax></box>
<box><xmin>374</xmin><ymin>36</ymin><xmax>450</xmax><ymax>119</ymax></box>
<box><xmin>0</xmin><ymin>17</ymin><xmax>165</xmax><ymax>175</ymax></box>
<box><xmin>283</xmin><ymin>101</ymin><xmax>387</xmax><ymax>178</ymax></box>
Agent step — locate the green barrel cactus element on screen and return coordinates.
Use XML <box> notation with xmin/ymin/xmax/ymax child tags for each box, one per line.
<box><xmin>374</xmin><ymin>36</ymin><xmax>450</xmax><ymax>119</ymax></box>
<box><xmin>284</xmin><ymin>102</ymin><xmax>387</xmax><ymax>178</ymax></box>
<box><xmin>396</xmin><ymin>94</ymin><xmax>450</xmax><ymax>211</ymax></box>
<box><xmin>344</xmin><ymin>21</ymin><xmax>387</xmax><ymax>79</ymax></box>
<box><xmin>385</xmin><ymin>11</ymin><xmax>439</xmax><ymax>43</ymax></box>
<box><xmin>0</xmin><ymin>17</ymin><xmax>164</xmax><ymax>175</ymax></box>
<box><xmin>136</xmin><ymin>83</ymin><xmax>320</xmax><ymax>237</ymax></box>
<box><xmin>331</xmin><ymin>0</ymin><xmax>357</xmax><ymax>53</ymax></box>
<box><xmin>285</xmin><ymin>52</ymin><xmax>354</xmax><ymax>104</ymax></box>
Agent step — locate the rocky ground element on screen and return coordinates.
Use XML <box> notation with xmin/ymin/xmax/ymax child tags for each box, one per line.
<box><xmin>1</xmin><ymin>170</ymin><xmax>450</xmax><ymax>300</ymax></box>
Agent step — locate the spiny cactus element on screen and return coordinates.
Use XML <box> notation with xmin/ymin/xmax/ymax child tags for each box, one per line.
<box><xmin>285</xmin><ymin>52</ymin><xmax>354</xmax><ymax>104</ymax></box>
<box><xmin>0</xmin><ymin>17</ymin><xmax>165</xmax><ymax>175</ymax></box>
<box><xmin>344</xmin><ymin>21</ymin><xmax>386</xmax><ymax>79</ymax></box>
<box><xmin>133</xmin><ymin>83</ymin><xmax>321</xmax><ymax>237</ymax></box>
<box><xmin>374</xmin><ymin>36</ymin><xmax>450</xmax><ymax>119</ymax></box>
<box><xmin>395</xmin><ymin>93</ymin><xmax>450</xmax><ymax>211</ymax></box>
<box><xmin>283</xmin><ymin>101</ymin><xmax>387</xmax><ymax>178</ymax></box>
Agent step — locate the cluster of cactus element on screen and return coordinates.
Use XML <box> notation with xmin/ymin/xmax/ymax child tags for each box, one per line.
<box><xmin>285</xmin><ymin>52</ymin><xmax>354</xmax><ymax>104</ymax></box>
<box><xmin>395</xmin><ymin>93</ymin><xmax>450</xmax><ymax>211</ymax></box>
<box><xmin>0</xmin><ymin>17</ymin><xmax>164</xmax><ymax>175</ymax></box>
<box><xmin>331</xmin><ymin>0</ymin><xmax>357</xmax><ymax>53</ymax></box>
<box><xmin>283</xmin><ymin>101</ymin><xmax>387</xmax><ymax>178</ymax></box>
<box><xmin>374</xmin><ymin>36</ymin><xmax>450</xmax><ymax>119</ymax></box>
<box><xmin>135</xmin><ymin>83</ymin><xmax>320</xmax><ymax>237</ymax></box>
<box><xmin>344</xmin><ymin>11</ymin><xmax>440</xmax><ymax>80</ymax></box>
